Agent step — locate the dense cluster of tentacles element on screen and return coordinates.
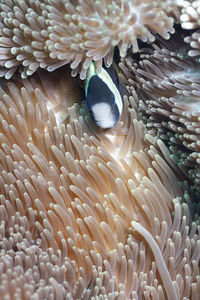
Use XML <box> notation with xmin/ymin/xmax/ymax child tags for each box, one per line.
<box><xmin>120</xmin><ymin>30</ymin><xmax>200</xmax><ymax>194</ymax></box>
<box><xmin>0</xmin><ymin>1</ymin><xmax>200</xmax><ymax>299</ymax></box>
<box><xmin>0</xmin><ymin>0</ymin><xmax>179</xmax><ymax>79</ymax></box>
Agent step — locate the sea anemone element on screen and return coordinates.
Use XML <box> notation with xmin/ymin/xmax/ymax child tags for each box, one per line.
<box><xmin>0</xmin><ymin>0</ymin><xmax>179</xmax><ymax>79</ymax></box>
<box><xmin>179</xmin><ymin>0</ymin><xmax>200</xmax><ymax>56</ymax></box>
<box><xmin>120</xmin><ymin>31</ymin><xmax>200</xmax><ymax>194</ymax></box>
<box><xmin>0</xmin><ymin>68</ymin><xmax>199</xmax><ymax>299</ymax></box>
<box><xmin>179</xmin><ymin>0</ymin><xmax>200</xmax><ymax>30</ymax></box>
<box><xmin>0</xmin><ymin>1</ymin><xmax>200</xmax><ymax>299</ymax></box>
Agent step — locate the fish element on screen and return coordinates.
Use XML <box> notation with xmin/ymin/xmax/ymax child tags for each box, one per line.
<box><xmin>85</xmin><ymin>62</ymin><xmax>123</xmax><ymax>129</ymax></box>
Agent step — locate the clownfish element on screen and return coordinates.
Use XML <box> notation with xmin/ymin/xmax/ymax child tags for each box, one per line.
<box><xmin>85</xmin><ymin>62</ymin><xmax>123</xmax><ymax>129</ymax></box>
